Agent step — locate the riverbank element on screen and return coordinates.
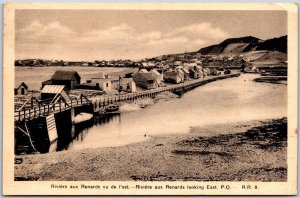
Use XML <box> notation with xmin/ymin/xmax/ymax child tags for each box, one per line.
<box><xmin>253</xmin><ymin>76</ymin><xmax>287</xmax><ymax>85</ymax></box>
<box><xmin>15</xmin><ymin>117</ymin><xmax>287</xmax><ymax>181</ymax></box>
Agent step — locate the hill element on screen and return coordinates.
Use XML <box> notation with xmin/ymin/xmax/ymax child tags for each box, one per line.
<box><xmin>198</xmin><ymin>35</ymin><xmax>287</xmax><ymax>55</ymax></box>
<box><xmin>198</xmin><ymin>36</ymin><xmax>261</xmax><ymax>55</ymax></box>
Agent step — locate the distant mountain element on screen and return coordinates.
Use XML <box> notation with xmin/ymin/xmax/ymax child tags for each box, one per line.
<box><xmin>198</xmin><ymin>35</ymin><xmax>287</xmax><ymax>55</ymax></box>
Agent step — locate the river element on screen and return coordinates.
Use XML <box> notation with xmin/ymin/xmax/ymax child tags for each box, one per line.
<box><xmin>50</xmin><ymin>73</ymin><xmax>287</xmax><ymax>152</ymax></box>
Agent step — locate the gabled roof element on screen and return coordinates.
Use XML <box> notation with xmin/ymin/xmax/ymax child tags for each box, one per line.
<box><xmin>134</xmin><ymin>73</ymin><xmax>155</xmax><ymax>81</ymax></box>
<box><xmin>150</xmin><ymin>69</ymin><xmax>161</xmax><ymax>76</ymax></box>
<box><xmin>15</xmin><ymin>82</ymin><xmax>28</xmax><ymax>90</ymax></box>
<box><xmin>41</xmin><ymin>85</ymin><xmax>66</xmax><ymax>94</ymax></box>
<box><xmin>51</xmin><ymin>70</ymin><xmax>81</xmax><ymax>81</ymax></box>
<box><xmin>181</xmin><ymin>68</ymin><xmax>190</xmax><ymax>74</ymax></box>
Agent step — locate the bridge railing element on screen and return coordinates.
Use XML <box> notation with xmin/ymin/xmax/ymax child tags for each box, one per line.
<box><xmin>14</xmin><ymin>97</ymin><xmax>92</xmax><ymax>122</ymax></box>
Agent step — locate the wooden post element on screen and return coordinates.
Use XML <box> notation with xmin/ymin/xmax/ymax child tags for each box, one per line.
<box><xmin>18</xmin><ymin>111</ymin><xmax>21</xmax><ymax>121</ymax></box>
<box><xmin>28</xmin><ymin>109</ymin><xmax>31</xmax><ymax>120</ymax></box>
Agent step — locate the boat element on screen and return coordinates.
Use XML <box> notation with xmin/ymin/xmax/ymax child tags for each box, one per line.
<box><xmin>73</xmin><ymin>112</ymin><xmax>93</xmax><ymax>124</ymax></box>
<box><xmin>105</xmin><ymin>104</ymin><xmax>119</xmax><ymax>112</ymax></box>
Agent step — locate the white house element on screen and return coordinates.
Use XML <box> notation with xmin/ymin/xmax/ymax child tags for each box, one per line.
<box><xmin>150</xmin><ymin>69</ymin><xmax>163</xmax><ymax>84</ymax></box>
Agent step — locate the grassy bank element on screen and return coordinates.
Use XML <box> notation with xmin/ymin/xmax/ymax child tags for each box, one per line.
<box><xmin>14</xmin><ymin>117</ymin><xmax>287</xmax><ymax>181</ymax></box>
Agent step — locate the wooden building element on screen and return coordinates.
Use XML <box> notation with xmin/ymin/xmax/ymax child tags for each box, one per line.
<box><xmin>150</xmin><ymin>69</ymin><xmax>163</xmax><ymax>84</ymax></box>
<box><xmin>119</xmin><ymin>78</ymin><xmax>137</xmax><ymax>93</ymax></box>
<box><xmin>46</xmin><ymin>70</ymin><xmax>81</xmax><ymax>90</ymax></box>
<box><xmin>163</xmin><ymin>70</ymin><xmax>184</xmax><ymax>84</ymax></box>
<box><xmin>133</xmin><ymin>73</ymin><xmax>157</xmax><ymax>89</ymax></box>
<box><xmin>15</xmin><ymin>82</ymin><xmax>28</xmax><ymax>95</ymax></box>
<box><xmin>79</xmin><ymin>72</ymin><xmax>112</xmax><ymax>92</ymax></box>
<box><xmin>41</xmin><ymin>85</ymin><xmax>70</xmax><ymax>102</ymax></box>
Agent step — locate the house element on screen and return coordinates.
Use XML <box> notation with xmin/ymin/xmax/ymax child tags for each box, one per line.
<box><xmin>224</xmin><ymin>69</ymin><xmax>231</xmax><ymax>74</ymax></box>
<box><xmin>15</xmin><ymin>82</ymin><xmax>28</xmax><ymax>95</ymax></box>
<box><xmin>210</xmin><ymin>68</ymin><xmax>219</xmax><ymax>75</ymax></box>
<box><xmin>194</xmin><ymin>65</ymin><xmax>203</xmax><ymax>72</ymax></box>
<box><xmin>133</xmin><ymin>73</ymin><xmax>157</xmax><ymax>89</ymax></box>
<box><xmin>203</xmin><ymin>68</ymin><xmax>211</xmax><ymax>76</ymax></box>
<box><xmin>180</xmin><ymin>68</ymin><xmax>190</xmax><ymax>80</ymax></box>
<box><xmin>41</xmin><ymin>85</ymin><xmax>70</xmax><ymax>102</ymax></box>
<box><xmin>90</xmin><ymin>72</ymin><xmax>112</xmax><ymax>92</ymax></box>
<box><xmin>44</xmin><ymin>70</ymin><xmax>81</xmax><ymax>90</ymax></box>
<box><xmin>149</xmin><ymin>69</ymin><xmax>163</xmax><ymax>84</ymax></box>
<box><xmin>163</xmin><ymin>70</ymin><xmax>184</xmax><ymax>84</ymax></box>
<box><xmin>188</xmin><ymin>68</ymin><xmax>199</xmax><ymax>79</ymax></box>
<box><xmin>119</xmin><ymin>78</ymin><xmax>137</xmax><ymax>93</ymax></box>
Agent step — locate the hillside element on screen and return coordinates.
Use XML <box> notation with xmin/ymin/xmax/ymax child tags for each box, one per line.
<box><xmin>198</xmin><ymin>35</ymin><xmax>287</xmax><ymax>55</ymax></box>
<box><xmin>198</xmin><ymin>36</ymin><xmax>261</xmax><ymax>55</ymax></box>
<box><xmin>250</xmin><ymin>51</ymin><xmax>287</xmax><ymax>65</ymax></box>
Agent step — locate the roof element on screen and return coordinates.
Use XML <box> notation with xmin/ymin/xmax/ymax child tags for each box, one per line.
<box><xmin>164</xmin><ymin>71</ymin><xmax>180</xmax><ymax>77</ymax></box>
<box><xmin>41</xmin><ymin>85</ymin><xmax>66</xmax><ymax>94</ymax></box>
<box><xmin>120</xmin><ymin>78</ymin><xmax>135</xmax><ymax>84</ymax></box>
<box><xmin>188</xmin><ymin>68</ymin><xmax>197</xmax><ymax>73</ymax></box>
<box><xmin>181</xmin><ymin>68</ymin><xmax>190</xmax><ymax>74</ymax></box>
<box><xmin>51</xmin><ymin>70</ymin><xmax>81</xmax><ymax>81</ymax></box>
<box><xmin>132</xmin><ymin>68</ymin><xmax>149</xmax><ymax>77</ymax></box>
<box><xmin>150</xmin><ymin>69</ymin><xmax>161</xmax><ymax>76</ymax></box>
<box><xmin>134</xmin><ymin>73</ymin><xmax>156</xmax><ymax>81</ymax></box>
<box><xmin>91</xmin><ymin>72</ymin><xmax>110</xmax><ymax>79</ymax></box>
<box><xmin>15</xmin><ymin>82</ymin><xmax>28</xmax><ymax>90</ymax></box>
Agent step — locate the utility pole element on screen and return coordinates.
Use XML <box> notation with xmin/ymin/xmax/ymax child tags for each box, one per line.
<box><xmin>118</xmin><ymin>75</ymin><xmax>121</xmax><ymax>101</ymax></box>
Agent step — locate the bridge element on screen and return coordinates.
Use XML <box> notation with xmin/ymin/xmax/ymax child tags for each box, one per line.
<box><xmin>14</xmin><ymin>73</ymin><xmax>240</xmax><ymax>122</ymax></box>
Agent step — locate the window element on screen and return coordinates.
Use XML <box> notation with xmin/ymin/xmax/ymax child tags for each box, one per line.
<box><xmin>106</xmin><ymin>83</ymin><xmax>109</xmax><ymax>87</ymax></box>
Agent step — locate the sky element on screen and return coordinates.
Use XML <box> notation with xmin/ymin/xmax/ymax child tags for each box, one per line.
<box><xmin>15</xmin><ymin>10</ymin><xmax>287</xmax><ymax>61</ymax></box>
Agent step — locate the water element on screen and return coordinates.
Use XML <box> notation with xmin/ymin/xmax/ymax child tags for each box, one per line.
<box><xmin>53</xmin><ymin>74</ymin><xmax>287</xmax><ymax>151</ymax></box>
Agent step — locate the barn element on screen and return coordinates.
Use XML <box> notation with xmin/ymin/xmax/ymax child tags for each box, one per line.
<box><xmin>50</xmin><ymin>70</ymin><xmax>81</xmax><ymax>90</ymax></box>
<box><xmin>133</xmin><ymin>73</ymin><xmax>157</xmax><ymax>89</ymax></box>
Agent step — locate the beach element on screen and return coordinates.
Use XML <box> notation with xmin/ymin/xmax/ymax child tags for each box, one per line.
<box><xmin>14</xmin><ymin>117</ymin><xmax>287</xmax><ymax>181</ymax></box>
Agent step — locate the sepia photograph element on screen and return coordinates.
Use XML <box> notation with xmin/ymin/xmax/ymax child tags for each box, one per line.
<box><xmin>3</xmin><ymin>2</ymin><xmax>298</xmax><ymax>195</ymax></box>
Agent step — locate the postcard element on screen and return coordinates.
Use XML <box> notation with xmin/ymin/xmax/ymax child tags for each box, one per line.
<box><xmin>3</xmin><ymin>2</ymin><xmax>298</xmax><ymax>195</ymax></box>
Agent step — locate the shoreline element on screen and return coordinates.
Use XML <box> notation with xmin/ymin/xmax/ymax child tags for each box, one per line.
<box><xmin>14</xmin><ymin>117</ymin><xmax>287</xmax><ymax>181</ymax></box>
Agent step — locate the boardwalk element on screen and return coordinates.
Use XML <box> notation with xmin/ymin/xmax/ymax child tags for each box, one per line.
<box><xmin>14</xmin><ymin>73</ymin><xmax>240</xmax><ymax>122</ymax></box>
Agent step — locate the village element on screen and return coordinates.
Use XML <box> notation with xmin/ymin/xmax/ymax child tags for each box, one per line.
<box><xmin>15</xmin><ymin>55</ymin><xmax>233</xmax><ymax>111</ymax></box>
<box><xmin>15</xmin><ymin>51</ymin><xmax>246</xmax><ymax>68</ymax></box>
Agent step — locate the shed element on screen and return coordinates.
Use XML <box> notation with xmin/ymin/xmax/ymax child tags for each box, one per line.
<box><xmin>150</xmin><ymin>69</ymin><xmax>163</xmax><ymax>84</ymax></box>
<box><xmin>41</xmin><ymin>85</ymin><xmax>70</xmax><ymax>101</ymax></box>
<box><xmin>89</xmin><ymin>72</ymin><xmax>112</xmax><ymax>92</ymax></box>
<box><xmin>133</xmin><ymin>73</ymin><xmax>157</xmax><ymax>89</ymax></box>
<box><xmin>180</xmin><ymin>68</ymin><xmax>190</xmax><ymax>80</ymax></box>
<box><xmin>119</xmin><ymin>78</ymin><xmax>137</xmax><ymax>93</ymax></box>
<box><xmin>50</xmin><ymin>70</ymin><xmax>81</xmax><ymax>90</ymax></box>
<box><xmin>189</xmin><ymin>68</ymin><xmax>199</xmax><ymax>79</ymax></box>
<box><xmin>210</xmin><ymin>68</ymin><xmax>219</xmax><ymax>76</ymax></box>
<box><xmin>15</xmin><ymin>82</ymin><xmax>28</xmax><ymax>95</ymax></box>
<box><xmin>163</xmin><ymin>70</ymin><xmax>183</xmax><ymax>84</ymax></box>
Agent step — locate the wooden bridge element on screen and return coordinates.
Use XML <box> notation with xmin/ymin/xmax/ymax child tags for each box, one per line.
<box><xmin>14</xmin><ymin>73</ymin><xmax>240</xmax><ymax>122</ymax></box>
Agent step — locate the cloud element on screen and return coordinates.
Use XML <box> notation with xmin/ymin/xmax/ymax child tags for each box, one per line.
<box><xmin>16</xmin><ymin>21</ymin><xmax>228</xmax><ymax>60</ymax></box>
